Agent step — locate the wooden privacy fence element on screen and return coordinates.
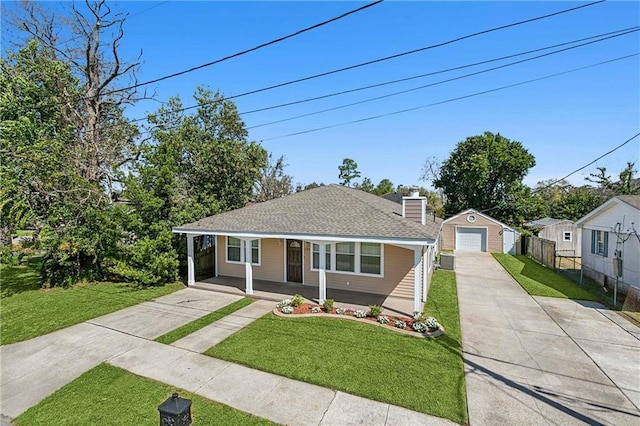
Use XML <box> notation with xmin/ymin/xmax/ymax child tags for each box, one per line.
<box><xmin>527</xmin><ymin>236</ymin><xmax>556</xmax><ymax>269</ymax></box>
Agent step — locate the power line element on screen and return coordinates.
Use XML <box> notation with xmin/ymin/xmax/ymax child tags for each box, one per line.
<box><xmin>476</xmin><ymin>132</ymin><xmax>640</xmax><ymax>216</ymax></box>
<box><xmin>246</xmin><ymin>28</ymin><xmax>639</xmax><ymax>129</ymax></box>
<box><xmin>129</xmin><ymin>0</ymin><xmax>606</xmax><ymax>122</ymax></box>
<box><xmin>102</xmin><ymin>0</ymin><xmax>384</xmax><ymax>97</ymax></box>
<box><xmin>240</xmin><ymin>26</ymin><xmax>638</xmax><ymax>117</ymax></box>
<box><xmin>258</xmin><ymin>53</ymin><xmax>638</xmax><ymax>141</ymax></box>
<box><xmin>532</xmin><ymin>133</ymin><xmax>640</xmax><ymax>194</ymax></box>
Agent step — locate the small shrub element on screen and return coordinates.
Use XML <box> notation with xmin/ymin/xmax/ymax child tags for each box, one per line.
<box><xmin>291</xmin><ymin>294</ymin><xmax>304</xmax><ymax>307</ymax></box>
<box><xmin>276</xmin><ymin>299</ymin><xmax>292</xmax><ymax>308</ymax></box>
<box><xmin>323</xmin><ymin>299</ymin><xmax>334</xmax><ymax>312</ymax></box>
<box><xmin>281</xmin><ymin>306</ymin><xmax>294</xmax><ymax>314</ymax></box>
<box><xmin>311</xmin><ymin>306</ymin><xmax>321</xmax><ymax>313</ymax></box>
<box><xmin>368</xmin><ymin>305</ymin><xmax>383</xmax><ymax>318</ymax></box>
<box><xmin>425</xmin><ymin>317</ymin><xmax>440</xmax><ymax>330</ymax></box>
<box><xmin>354</xmin><ymin>309</ymin><xmax>367</xmax><ymax>318</ymax></box>
<box><xmin>377</xmin><ymin>315</ymin><xmax>390</xmax><ymax>324</ymax></box>
<box><xmin>412</xmin><ymin>322</ymin><xmax>427</xmax><ymax>333</ymax></box>
<box><xmin>394</xmin><ymin>319</ymin><xmax>407</xmax><ymax>329</ymax></box>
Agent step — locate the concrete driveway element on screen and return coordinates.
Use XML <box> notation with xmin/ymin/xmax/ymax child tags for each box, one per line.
<box><xmin>456</xmin><ymin>252</ymin><xmax>640</xmax><ymax>425</ymax></box>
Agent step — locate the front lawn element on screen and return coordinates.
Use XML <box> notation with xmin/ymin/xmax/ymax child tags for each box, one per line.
<box><xmin>1</xmin><ymin>255</ymin><xmax>43</xmax><ymax>298</ymax></box>
<box><xmin>205</xmin><ymin>270</ymin><xmax>467</xmax><ymax>424</ymax></box>
<box><xmin>493</xmin><ymin>254</ymin><xmax>599</xmax><ymax>301</ymax></box>
<box><xmin>1</xmin><ymin>257</ymin><xmax>183</xmax><ymax>345</ymax></box>
<box><xmin>14</xmin><ymin>363</ymin><xmax>273</xmax><ymax>426</ymax></box>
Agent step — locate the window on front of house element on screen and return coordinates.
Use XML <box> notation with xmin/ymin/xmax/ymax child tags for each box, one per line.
<box><xmin>360</xmin><ymin>242</ymin><xmax>381</xmax><ymax>275</ymax></box>
<box><xmin>227</xmin><ymin>237</ymin><xmax>259</xmax><ymax>264</ymax></box>
<box><xmin>563</xmin><ymin>231</ymin><xmax>572</xmax><ymax>242</ymax></box>
<box><xmin>335</xmin><ymin>242</ymin><xmax>355</xmax><ymax>272</ymax></box>
<box><xmin>591</xmin><ymin>230</ymin><xmax>608</xmax><ymax>257</ymax></box>
<box><xmin>312</xmin><ymin>244</ymin><xmax>332</xmax><ymax>270</ymax></box>
<box><xmin>227</xmin><ymin>237</ymin><xmax>241</xmax><ymax>262</ymax></box>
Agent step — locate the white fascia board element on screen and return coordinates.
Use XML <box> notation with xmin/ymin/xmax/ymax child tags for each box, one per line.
<box><xmin>171</xmin><ymin>227</ymin><xmax>435</xmax><ymax>247</ymax></box>
<box><xmin>574</xmin><ymin>198</ymin><xmax>618</xmax><ymax>227</ymax></box>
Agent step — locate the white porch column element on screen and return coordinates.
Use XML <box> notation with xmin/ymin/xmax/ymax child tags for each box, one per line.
<box><xmin>244</xmin><ymin>239</ymin><xmax>253</xmax><ymax>295</ymax></box>
<box><xmin>414</xmin><ymin>247</ymin><xmax>423</xmax><ymax>313</ymax></box>
<box><xmin>186</xmin><ymin>234</ymin><xmax>195</xmax><ymax>286</ymax></box>
<box><xmin>422</xmin><ymin>248</ymin><xmax>429</xmax><ymax>302</ymax></box>
<box><xmin>318</xmin><ymin>243</ymin><xmax>327</xmax><ymax>304</ymax></box>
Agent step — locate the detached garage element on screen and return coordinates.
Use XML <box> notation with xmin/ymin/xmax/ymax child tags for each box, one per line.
<box><xmin>441</xmin><ymin>209</ymin><xmax>520</xmax><ymax>254</ymax></box>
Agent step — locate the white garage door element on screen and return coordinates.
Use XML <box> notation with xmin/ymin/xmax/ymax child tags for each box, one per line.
<box><xmin>456</xmin><ymin>227</ymin><xmax>487</xmax><ymax>252</ymax></box>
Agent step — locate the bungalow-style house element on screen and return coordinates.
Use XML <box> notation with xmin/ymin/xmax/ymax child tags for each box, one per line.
<box><xmin>574</xmin><ymin>195</ymin><xmax>640</xmax><ymax>294</ymax></box>
<box><xmin>525</xmin><ymin>217</ymin><xmax>581</xmax><ymax>257</ymax></box>
<box><xmin>172</xmin><ymin>185</ymin><xmax>442</xmax><ymax>312</ymax></box>
<box><xmin>440</xmin><ymin>209</ymin><xmax>520</xmax><ymax>254</ymax></box>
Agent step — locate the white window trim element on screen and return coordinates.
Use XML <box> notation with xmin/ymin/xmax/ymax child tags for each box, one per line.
<box><xmin>226</xmin><ymin>237</ymin><xmax>261</xmax><ymax>266</ymax></box>
<box><xmin>310</xmin><ymin>242</ymin><xmax>384</xmax><ymax>278</ymax></box>
<box><xmin>563</xmin><ymin>231</ymin><xmax>572</xmax><ymax>242</ymax></box>
<box><xmin>595</xmin><ymin>231</ymin><xmax>606</xmax><ymax>256</ymax></box>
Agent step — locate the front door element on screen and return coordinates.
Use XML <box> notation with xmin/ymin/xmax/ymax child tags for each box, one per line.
<box><xmin>287</xmin><ymin>240</ymin><xmax>303</xmax><ymax>283</ymax></box>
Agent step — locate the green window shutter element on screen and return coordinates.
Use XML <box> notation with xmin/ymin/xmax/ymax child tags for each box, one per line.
<box><xmin>591</xmin><ymin>230</ymin><xmax>596</xmax><ymax>254</ymax></box>
<box><xmin>604</xmin><ymin>232</ymin><xmax>609</xmax><ymax>257</ymax></box>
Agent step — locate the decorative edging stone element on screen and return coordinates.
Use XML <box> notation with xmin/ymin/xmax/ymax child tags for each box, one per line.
<box><xmin>272</xmin><ymin>309</ymin><xmax>445</xmax><ymax>339</ymax></box>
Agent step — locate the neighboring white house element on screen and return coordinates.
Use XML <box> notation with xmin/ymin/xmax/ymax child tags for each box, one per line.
<box><xmin>574</xmin><ymin>195</ymin><xmax>640</xmax><ymax>294</ymax></box>
<box><xmin>525</xmin><ymin>218</ymin><xmax>581</xmax><ymax>257</ymax></box>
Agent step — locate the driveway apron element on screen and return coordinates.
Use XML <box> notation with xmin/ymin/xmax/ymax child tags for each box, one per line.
<box><xmin>455</xmin><ymin>252</ymin><xmax>640</xmax><ymax>425</ymax></box>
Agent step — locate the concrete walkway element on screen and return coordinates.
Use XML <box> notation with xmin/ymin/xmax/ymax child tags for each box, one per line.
<box><xmin>1</xmin><ymin>287</ymin><xmax>455</xmax><ymax>425</ymax></box>
<box><xmin>171</xmin><ymin>299</ymin><xmax>274</xmax><ymax>352</ymax></box>
<box><xmin>108</xmin><ymin>339</ymin><xmax>455</xmax><ymax>426</ymax></box>
<box><xmin>456</xmin><ymin>252</ymin><xmax>640</xmax><ymax>425</ymax></box>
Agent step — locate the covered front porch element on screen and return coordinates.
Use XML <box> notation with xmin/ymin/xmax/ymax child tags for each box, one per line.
<box><xmin>184</xmin><ymin>233</ymin><xmax>434</xmax><ymax>313</ymax></box>
<box><xmin>192</xmin><ymin>275</ymin><xmax>418</xmax><ymax>317</ymax></box>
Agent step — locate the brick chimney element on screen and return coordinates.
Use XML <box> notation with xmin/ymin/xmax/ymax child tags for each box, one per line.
<box><xmin>402</xmin><ymin>189</ymin><xmax>427</xmax><ymax>225</ymax></box>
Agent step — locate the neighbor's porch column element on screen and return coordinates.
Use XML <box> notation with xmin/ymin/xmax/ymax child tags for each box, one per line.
<box><xmin>318</xmin><ymin>243</ymin><xmax>327</xmax><ymax>304</ymax></box>
<box><xmin>413</xmin><ymin>247</ymin><xmax>423</xmax><ymax>313</ymax></box>
<box><xmin>186</xmin><ymin>234</ymin><xmax>195</xmax><ymax>286</ymax></box>
<box><xmin>244</xmin><ymin>239</ymin><xmax>254</xmax><ymax>295</ymax></box>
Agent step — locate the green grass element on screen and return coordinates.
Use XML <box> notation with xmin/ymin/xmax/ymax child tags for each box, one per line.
<box><xmin>1</xmin><ymin>255</ymin><xmax>43</xmax><ymax>298</ymax></box>
<box><xmin>493</xmin><ymin>254</ymin><xmax>599</xmax><ymax>301</ymax></box>
<box><xmin>12</xmin><ymin>230</ymin><xmax>34</xmax><ymax>237</ymax></box>
<box><xmin>1</xmin><ymin>256</ymin><xmax>184</xmax><ymax>345</ymax></box>
<box><xmin>15</xmin><ymin>363</ymin><xmax>274</xmax><ymax>426</ymax></box>
<box><xmin>205</xmin><ymin>270</ymin><xmax>467</xmax><ymax>424</ymax></box>
<box><xmin>156</xmin><ymin>298</ymin><xmax>254</xmax><ymax>344</ymax></box>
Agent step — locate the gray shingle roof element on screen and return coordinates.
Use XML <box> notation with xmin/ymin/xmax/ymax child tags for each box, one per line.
<box><xmin>174</xmin><ymin>184</ymin><xmax>441</xmax><ymax>242</ymax></box>
<box><xmin>617</xmin><ymin>195</ymin><xmax>640</xmax><ymax>210</ymax></box>
<box><xmin>525</xmin><ymin>217</ymin><xmax>568</xmax><ymax>228</ymax></box>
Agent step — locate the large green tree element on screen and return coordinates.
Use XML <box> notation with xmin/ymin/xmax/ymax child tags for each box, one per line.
<box><xmin>433</xmin><ymin>132</ymin><xmax>540</xmax><ymax>224</ymax></box>
<box><xmin>115</xmin><ymin>88</ymin><xmax>267</xmax><ymax>285</ymax></box>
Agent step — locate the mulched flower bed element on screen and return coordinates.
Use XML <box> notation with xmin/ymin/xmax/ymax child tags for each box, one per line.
<box><xmin>273</xmin><ymin>302</ymin><xmax>445</xmax><ymax>338</ymax></box>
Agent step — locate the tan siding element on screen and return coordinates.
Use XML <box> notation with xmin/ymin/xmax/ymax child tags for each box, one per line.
<box><xmin>304</xmin><ymin>244</ymin><xmax>415</xmax><ymax>296</ymax></box>
<box><xmin>216</xmin><ymin>236</ymin><xmax>285</xmax><ymax>282</ymax></box>
<box><xmin>404</xmin><ymin>200</ymin><xmax>423</xmax><ymax>224</ymax></box>
<box><xmin>442</xmin><ymin>214</ymin><xmax>504</xmax><ymax>253</ymax></box>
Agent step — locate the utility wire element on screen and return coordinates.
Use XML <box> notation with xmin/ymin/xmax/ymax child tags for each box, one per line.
<box><xmin>531</xmin><ymin>133</ymin><xmax>640</xmax><ymax>195</ymax></box>
<box><xmin>241</xmin><ymin>26</ymin><xmax>638</xmax><ymax>117</ymax></box>
<box><xmin>247</xmin><ymin>28</ymin><xmax>639</xmax><ymax>129</ymax></box>
<box><xmin>258</xmin><ymin>53</ymin><xmax>638</xmax><ymax>141</ymax></box>
<box><xmin>102</xmin><ymin>0</ymin><xmax>384</xmax><ymax>97</ymax></box>
<box><xmin>476</xmin><ymin>132</ymin><xmax>640</xmax><ymax>215</ymax></box>
<box><xmin>135</xmin><ymin>0</ymin><xmax>606</xmax><ymax>122</ymax></box>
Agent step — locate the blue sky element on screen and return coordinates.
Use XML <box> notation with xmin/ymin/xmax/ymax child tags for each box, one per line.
<box><xmin>4</xmin><ymin>1</ymin><xmax>639</xmax><ymax>189</ymax></box>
